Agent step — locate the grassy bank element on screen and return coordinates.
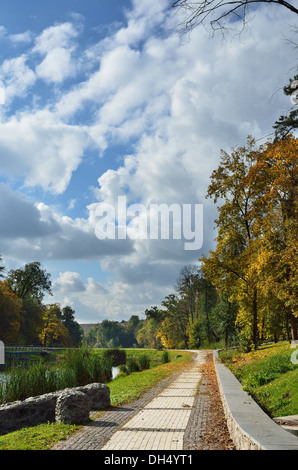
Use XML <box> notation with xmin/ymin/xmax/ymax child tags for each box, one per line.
<box><xmin>219</xmin><ymin>342</ymin><xmax>298</xmax><ymax>418</ymax></box>
<box><xmin>0</xmin><ymin>349</ymin><xmax>193</xmax><ymax>450</ymax></box>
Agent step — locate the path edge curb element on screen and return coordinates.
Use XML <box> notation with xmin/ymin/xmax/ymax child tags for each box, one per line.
<box><xmin>213</xmin><ymin>350</ymin><xmax>298</xmax><ymax>451</ymax></box>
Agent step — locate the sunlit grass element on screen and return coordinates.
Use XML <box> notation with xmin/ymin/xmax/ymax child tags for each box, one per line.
<box><xmin>0</xmin><ymin>422</ymin><xmax>81</xmax><ymax>450</ymax></box>
<box><xmin>219</xmin><ymin>342</ymin><xmax>298</xmax><ymax>417</ymax></box>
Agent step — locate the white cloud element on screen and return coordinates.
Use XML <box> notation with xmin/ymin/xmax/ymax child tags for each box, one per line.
<box><xmin>32</xmin><ymin>21</ymin><xmax>82</xmax><ymax>84</ymax></box>
<box><xmin>0</xmin><ymin>1</ymin><xmax>295</xmax><ymax>322</ymax></box>
<box><xmin>0</xmin><ymin>55</ymin><xmax>36</xmax><ymax>104</ymax></box>
<box><xmin>33</xmin><ymin>22</ymin><xmax>80</xmax><ymax>55</ymax></box>
<box><xmin>53</xmin><ymin>271</ymin><xmax>87</xmax><ymax>293</ymax></box>
<box><xmin>9</xmin><ymin>31</ymin><xmax>33</xmax><ymax>44</ymax></box>
<box><xmin>0</xmin><ymin>109</ymin><xmax>89</xmax><ymax>193</ymax></box>
<box><xmin>36</xmin><ymin>47</ymin><xmax>77</xmax><ymax>83</ymax></box>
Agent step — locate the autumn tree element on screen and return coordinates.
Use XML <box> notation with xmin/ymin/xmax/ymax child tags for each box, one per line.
<box><xmin>200</xmin><ymin>137</ymin><xmax>262</xmax><ymax>349</ymax></box>
<box><xmin>136</xmin><ymin>307</ymin><xmax>164</xmax><ymax>349</ymax></box>
<box><xmin>0</xmin><ymin>281</ymin><xmax>22</xmax><ymax>344</ymax></box>
<box><xmin>245</xmin><ymin>135</ymin><xmax>298</xmax><ymax>340</ymax></box>
<box><xmin>39</xmin><ymin>303</ymin><xmax>71</xmax><ymax>347</ymax></box>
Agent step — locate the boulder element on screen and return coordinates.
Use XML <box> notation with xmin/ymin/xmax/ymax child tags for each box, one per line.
<box><xmin>0</xmin><ymin>382</ymin><xmax>110</xmax><ymax>435</ymax></box>
<box><xmin>55</xmin><ymin>390</ymin><xmax>90</xmax><ymax>425</ymax></box>
<box><xmin>75</xmin><ymin>383</ymin><xmax>110</xmax><ymax>410</ymax></box>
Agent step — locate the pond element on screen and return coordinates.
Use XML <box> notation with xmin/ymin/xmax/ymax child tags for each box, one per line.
<box><xmin>112</xmin><ymin>366</ymin><xmax>120</xmax><ymax>379</ymax></box>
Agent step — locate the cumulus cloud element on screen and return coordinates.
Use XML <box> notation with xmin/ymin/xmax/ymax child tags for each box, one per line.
<box><xmin>36</xmin><ymin>47</ymin><xmax>77</xmax><ymax>83</ymax></box>
<box><xmin>0</xmin><ymin>55</ymin><xmax>36</xmax><ymax>104</ymax></box>
<box><xmin>32</xmin><ymin>21</ymin><xmax>80</xmax><ymax>54</ymax></box>
<box><xmin>0</xmin><ymin>183</ymin><xmax>60</xmax><ymax>238</ymax></box>
<box><xmin>0</xmin><ymin>188</ymin><xmax>134</xmax><ymax>263</ymax></box>
<box><xmin>53</xmin><ymin>272</ymin><xmax>87</xmax><ymax>293</ymax></box>
<box><xmin>0</xmin><ymin>1</ymin><xmax>295</xmax><ymax>321</ymax></box>
<box><xmin>0</xmin><ymin>110</ymin><xmax>89</xmax><ymax>193</ymax></box>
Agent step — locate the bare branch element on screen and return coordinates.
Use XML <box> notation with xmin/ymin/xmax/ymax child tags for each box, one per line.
<box><xmin>172</xmin><ymin>0</ymin><xmax>298</xmax><ymax>34</ymax></box>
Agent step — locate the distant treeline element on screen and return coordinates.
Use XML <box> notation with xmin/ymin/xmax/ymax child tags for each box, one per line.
<box><xmin>83</xmin><ymin>317</ymin><xmax>143</xmax><ymax>349</ymax></box>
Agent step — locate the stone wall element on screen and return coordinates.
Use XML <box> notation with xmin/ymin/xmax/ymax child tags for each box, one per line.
<box><xmin>0</xmin><ymin>383</ymin><xmax>110</xmax><ymax>435</ymax></box>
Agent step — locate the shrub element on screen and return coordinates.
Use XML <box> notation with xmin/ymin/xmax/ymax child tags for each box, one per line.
<box><xmin>162</xmin><ymin>351</ymin><xmax>170</xmax><ymax>364</ymax></box>
<box><xmin>126</xmin><ymin>357</ymin><xmax>140</xmax><ymax>374</ymax></box>
<box><xmin>138</xmin><ymin>354</ymin><xmax>150</xmax><ymax>370</ymax></box>
<box><xmin>102</xmin><ymin>349</ymin><xmax>126</xmax><ymax>366</ymax></box>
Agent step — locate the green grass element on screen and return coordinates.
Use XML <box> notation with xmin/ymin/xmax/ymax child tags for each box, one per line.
<box><xmin>0</xmin><ymin>422</ymin><xmax>81</xmax><ymax>450</ymax></box>
<box><xmin>219</xmin><ymin>342</ymin><xmax>298</xmax><ymax>418</ymax></box>
<box><xmin>0</xmin><ymin>350</ymin><xmax>193</xmax><ymax>450</ymax></box>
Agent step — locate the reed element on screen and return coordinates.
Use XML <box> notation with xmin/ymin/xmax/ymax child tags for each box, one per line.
<box><xmin>0</xmin><ymin>347</ymin><xmax>112</xmax><ymax>404</ymax></box>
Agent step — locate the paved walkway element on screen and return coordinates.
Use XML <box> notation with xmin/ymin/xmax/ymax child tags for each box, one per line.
<box><xmin>52</xmin><ymin>351</ymin><xmax>210</xmax><ymax>451</ymax></box>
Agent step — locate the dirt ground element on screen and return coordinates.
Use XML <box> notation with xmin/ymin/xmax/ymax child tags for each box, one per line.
<box><xmin>197</xmin><ymin>352</ymin><xmax>236</xmax><ymax>450</ymax></box>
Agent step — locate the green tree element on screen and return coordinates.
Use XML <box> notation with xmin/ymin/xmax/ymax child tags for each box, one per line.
<box><xmin>60</xmin><ymin>306</ymin><xmax>83</xmax><ymax>347</ymax></box>
<box><xmin>17</xmin><ymin>299</ymin><xmax>45</xmax><ymax>345</ymax></box>
<box><xmin>210</xmin><ymin>293</ymin><xmax>238</xmax><ymax>349</ymax></box>
<box><xmin>162</xmin><ymin>294</ymin><xmax>190</xmax><ymax>349</ymax></box>
<box><xmin>7</xmin><ymin>261</ymin><xmax>52</xmax><ymax>303</ymax></box>
<box><xmin>96</xmin><ymin>320</ymin><xmax>123</xmax><ymax>348</ymax></box>
<box><xmin>273</xmin><ymin>75</ymin><xmax>298</xmax><ymax>139</ymax></box>
<box><xmin>84</xmin><ymin>326</ymin><xmax>97</xmax><ymax>347</ymax></box>
<box><xmin>0</xmin><ymin>256</ymin><xmax>4</xmax><ymax>278</ymax></box>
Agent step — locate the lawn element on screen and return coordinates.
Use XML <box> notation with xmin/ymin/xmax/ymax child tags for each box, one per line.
<box><xmin>219</xmin><ymin>342</ymin><xmax>298</xmax><ymax>418</ymax></box>
<box><xmin>0</xmin><ymin>349</ymin><xmax>193</xmax><ymax>450</ymax></box>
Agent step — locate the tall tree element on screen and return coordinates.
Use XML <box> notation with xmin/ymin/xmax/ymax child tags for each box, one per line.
<box><xmin>210</xmin><ymin>293</ymin><xmax>238</xmax><ymax>349</ymax></box>
<box><xmin>7</xmin><ymin>261</ymin><xmax>52</xmax><ymax>303</ymax></box>
<box><xmin>200</xmin><ymin>137</ymin><xmax>261</xmax><ymax>348</ymax></box>
<box><xmin>39</xmin><ymin>304</ymin><xmax>71</xmax><ymax>347</ymax></box>
<box><xmin>175</xmin><ymin>265</ymin><xmax>201</xmax><ymax>324</ymax></box>
<box><xmin>0</xmin><ymin>281</ymin><xmax>22</xmax><ymax>344</ymax></box>
<box><xmin>245</xmin><ymin>135</ymin><xmax>298</xmax><ymax>340</ymax></box>
<box><xmin>60</xmin><ymin>306</ymin><xmax>83</xmax><ymax>347</ymax></box>
<box><xmin>17</xmin><ymin>299</ymin><xmax>45</xmax><ymax>345</ymax></box>
<box><xmin>161</xmin><ymin>294</ymin><xmax>190</xmax><ymax>349</ymax></box>
<box><xmin>136</xmin><ymin>307</ymin><xmax>164</xmax><ymax>349</ymax></box>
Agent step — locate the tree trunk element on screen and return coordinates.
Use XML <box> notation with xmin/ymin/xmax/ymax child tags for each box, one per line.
<box><xmin>290</xmin><ymin>314</ymin><xmax>298</xmax><ymax>341</ymax></box>
<box><xmin>252</xmin><ymin>288</ymin><xmax>258</xmax><ymax>348</ymax></box>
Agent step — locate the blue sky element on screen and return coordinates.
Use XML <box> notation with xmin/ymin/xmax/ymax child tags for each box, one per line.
<box><xmin>0</xmin><ymin>0</ymin><xmax>296</xmax><ymax>323</ymax></box>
